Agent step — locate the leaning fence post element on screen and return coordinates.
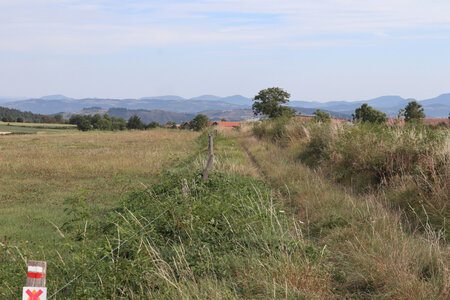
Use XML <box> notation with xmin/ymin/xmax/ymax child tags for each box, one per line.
<box><xmin>23</xmin><ymin>260</ymin><xmax>47</xmax><ymax>299</ymax></box>
<box><xmin>203</xmin><ymin>134</ymin><xmax>214</xmax><ymax>181</ymax></box>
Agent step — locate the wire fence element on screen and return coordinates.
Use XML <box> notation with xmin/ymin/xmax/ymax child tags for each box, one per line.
<box><xmin>48</xmin><ymin>201</ymin><xmax>182</xmax><ymax>299</ymax></box>
<box><xmin>49</xmin><ymin>134</ymin><xmax>213</xmax><ymax>298</ymax></box>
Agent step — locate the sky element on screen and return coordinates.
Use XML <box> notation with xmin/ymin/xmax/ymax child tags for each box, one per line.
<box><xmin>1</xmin><ymin>0</ymin><xmax>450</xmax><ymax>101</ymax></box>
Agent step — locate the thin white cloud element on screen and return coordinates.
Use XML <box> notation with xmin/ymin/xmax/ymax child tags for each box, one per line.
<box><xmin>1</xmin><ymin>0</ymin><xmax>450</xmax><ymax>54</ymax></box>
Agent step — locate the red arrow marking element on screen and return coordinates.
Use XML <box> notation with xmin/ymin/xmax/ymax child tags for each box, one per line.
<box><xmin>26</xmin><ymin>289</ymin><xmax>43</xmax><ymax>300</ymax></box>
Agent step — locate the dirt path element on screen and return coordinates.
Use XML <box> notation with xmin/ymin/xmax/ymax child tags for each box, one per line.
<box><xmin>236</xmin><ymin>136</ymin><xmax>266</xmax><ymax>178</ymax></box>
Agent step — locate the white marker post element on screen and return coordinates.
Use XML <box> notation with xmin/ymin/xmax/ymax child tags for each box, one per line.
<box><xmin>23</xmin><ymin>260</ymin><xmax>47</xmax><ymax>300</ymax></box>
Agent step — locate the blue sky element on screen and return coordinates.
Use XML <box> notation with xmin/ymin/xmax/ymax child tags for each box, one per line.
<box><xmin>1</xmin><ymin>0</ymin><xmax>449</xmax><ymax>101</ymax></box>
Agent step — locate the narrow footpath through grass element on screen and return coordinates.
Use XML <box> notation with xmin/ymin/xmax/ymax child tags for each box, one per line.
<box><xmin>236</xmin><ymin>131</ymin><xmax>448</xmax><ymax>299</ymax></box>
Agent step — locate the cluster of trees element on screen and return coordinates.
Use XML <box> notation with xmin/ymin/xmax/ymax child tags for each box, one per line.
<box><xmin>166</xmin><ymin>114</ymin><xmax>210</xmax><ymax>131</ymax></box>
<box><xmin>251</xmin><ymin>87</ymin><xmax>429</xmax><ymax>124</ymax></box>
<box><xmin>41</xmin><ymin>114</ymin><xmax>64</xmax><ymax>124</ymax></box>
<box><xmin>69</xmin><ymin>114</ymin><xmax>127</xmax><ymax>131</ymax></box>
<box><xmin>1</xmin><ymin>114</ymin><xmax>65</xmax><ymax>124</ymax></box>
<box><xmin>352</xmin><ymin>101</ymin><xmax>426</xmax><ymax>124</ymax></box>
<box><xmin>1</xmin><ymin>115</ymin><xmax>22</xmax><ymax>122</ymax></box>
<box><xmin>69</xmin><ymin>113</ymin><xmax>211</xmax><ymax>132</ymax></box>
<box><xmin>0</xmin><ymin>106</ymin><xmax>48</xmax><ymax>123</ymax></box>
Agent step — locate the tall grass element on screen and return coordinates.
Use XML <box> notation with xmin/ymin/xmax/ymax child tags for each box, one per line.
<box><xmin>239</xmin><ymin>130</ymin><xmax>449</xmax><ymax>298</ymax></box>
<box><xmin>251</xmin><ymin>119</ymin><xmax>449</xmax><ymax>239</ymax></box>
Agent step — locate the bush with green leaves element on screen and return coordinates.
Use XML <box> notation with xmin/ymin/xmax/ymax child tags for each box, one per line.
<box><xmin>94</xmin><ymin>118</ymin><xmax>112</xmax><ymax>130</ymax></box>
<box><xmin>127</xmin><ymin>115</ymin><xmax>145</xmax><ymax>130</ymax></box>
<box><xmin>353</xmin><ymin>103</ymin><xmax>387</xmax><ymax>123</ymax></box>
<box><xmin>111</xmin><ymin>116</ymin><xmax>127</xmax><ymax>130</ymax></box>
<box><xmin>313</xmin><ymin>109</ymin><xmax>331</xmax><ymax>122</ymax></box>
<box><xmin>298</xmin><ymin>121</ymin><xmax>338</xmax><ymax>166</ymax></box>
<box><xmin>190</xmin><ymin>114</ymin><xmax>209</xmax><ymax>131</ymax></box>
<box><xmin>77</xmin><ymin>118</ymin><xmax>93</xmax><ymax>131</ymax></box>
<box><xmin>146</xmin><ymin>121</ymin><xmax>160</xmax><ymax>129</ymax></box>
<box><xmin>403</xmin><ymin>101</ymin><xmax>425</xmax><ymax>122</ymax></box>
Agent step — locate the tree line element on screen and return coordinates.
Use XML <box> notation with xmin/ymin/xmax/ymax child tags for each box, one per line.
<box><xmin>0</xmin><ymin>106</ymin><xmax>61</xmax><ymax>123</ymax></box>
<box><xmin>69</xmin><ymin>113</ymin><xmax>211</xmax><ymax>132</ymax></box>
<box><xmin>252</xmin><ymin>87</ymin><xmax>433</xmax><ymax>124</ymax></box>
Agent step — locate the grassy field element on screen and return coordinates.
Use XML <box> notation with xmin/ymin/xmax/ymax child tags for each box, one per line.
<box><xmin>0</xmin><ymin>122</ymin><xmax>77</xmax><ymax>134</ymax></box>
<box><xmin>0</xmin><ymin>125</ymin><xmax>448</xmax><ymax>298</ymax></box>
<box><xmin>0</xmin><ymin>121</ymin><xmax>76</xmax><ymax>128</ymax></box>
<box><xmin>0</xmin><ymin>129</ymin><xmax>198</xmax><ymax>246</ymax></box>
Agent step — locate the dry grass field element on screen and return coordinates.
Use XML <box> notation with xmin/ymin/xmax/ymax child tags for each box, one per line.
<box><xmin>0</xmin><ymin>121</ymin><xmax>77</xmax><ymax>128</ymax></box>
<box><xmin>0</xmin><ymin>121</ymin><xmax>77</xmax><ymax>134</ymax></box>
<box><xmin>0</xmin><ymin>129</ymin><xmax>198</xmax><ymax>247</ymax></box>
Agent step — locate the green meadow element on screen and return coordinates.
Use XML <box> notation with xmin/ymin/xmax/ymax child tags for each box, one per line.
<box><xmin>0</xmin><ymin>124</ymin><xmax>448</xmax><ymax>299</ymax></box>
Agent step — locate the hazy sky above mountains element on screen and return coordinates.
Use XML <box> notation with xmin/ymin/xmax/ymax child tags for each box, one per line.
<box><xmin>1</xmin><ymin>0</ymin><xmax>449</xmax><ymax>101</ymax></box>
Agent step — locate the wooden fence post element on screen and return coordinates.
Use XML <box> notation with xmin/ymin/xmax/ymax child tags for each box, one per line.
<box><xmin>182</xmin><ymin>178</ymin><xmax>190</xmax><ymax>197</ymax></box>
<box><xmin>23</xmin><ymin>260</ymin><xmax>47</xmax><ymax>300</ymax></box>
<box><xmin>203</xmin><ymin>134</ymin><xmax>214</xmax><ymax>181</ymax></box>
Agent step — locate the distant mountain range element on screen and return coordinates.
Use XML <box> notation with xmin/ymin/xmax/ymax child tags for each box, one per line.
<box><xmin>3</xmin><ymin>93</ymin><xmax>449</xmax><ymax>119</ymax></box>
<box><xmin>3</xmin><ymin>96</ymin><xmax>248</xmax><ymax>115</ymax></box>
<box><xmin>289</xmin><ymin>94</ymin><xmax>450</xmax><ymax>118</ymax></box>
<box><xmin>0</xmin><ymin>97</ymin><xmax>28</xmax><ymax>103</ymax></box>
<box><xmin>62</xmin><ymin>107</ymin><xmax>252</xmax><ymax>123</ymax></box>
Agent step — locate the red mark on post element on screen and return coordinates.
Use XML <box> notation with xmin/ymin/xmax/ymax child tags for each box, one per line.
<box><xmin>27</xmin><ymin>272</ymin><xmax>43</xmax><ymax>279</ymax></box>
<box><xmin>26</xmin><ymin>289</ymin><xmax>43</xmax><ymax>300</ymax></box>
<box><xmin>27</xmin><ymin>266</ymin><xmax>44</xmax><ymax>279</ymax></box>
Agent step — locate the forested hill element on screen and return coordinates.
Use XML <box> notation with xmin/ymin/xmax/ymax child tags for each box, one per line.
<box><xmin>0</xmin><ymin>106</ymin><xmax>43</xmax><ymax>123</ymax></box>
<box><xmin>107</xmin><ymin>108</ymin><xmax>195</xmax><ymax>124</ymax></box>
<box><xmin>66</xmin><ymin>107</ymin><xmax>196</xmax><ymax>124</ymax></box>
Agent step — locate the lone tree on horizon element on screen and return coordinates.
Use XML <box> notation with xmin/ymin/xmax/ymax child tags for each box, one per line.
<box><xmin>403</xmin><ymin>101</ymin><xmax>425</xmax><ymax>122</ymax></box>
<box><xmin>252</xmin><ymin>87</ymin><xmax>296</xmax><ymax>119</ymax></box>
